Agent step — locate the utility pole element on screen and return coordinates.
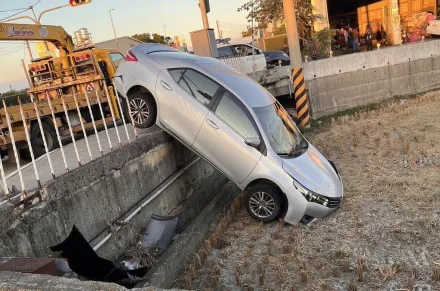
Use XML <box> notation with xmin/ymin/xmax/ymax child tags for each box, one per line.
<box><xmin>25</xmin><ymin>41</ymin><xmax>33</xmax><ymax>60</ymax></box>
<box><xmin>163</xmin><ymin>26</ymin><xmax>167</xmax><ymax>38</ymax></box>
<box><xmin>387</xmin><ymin>0</ymin><xmax>402</xmax><ymax>45</ymax></box>
<box><xmin>109</xmin><ymin>9</ymin><xmax>120</xmax><ymax>51</ymax></box>
<box><xmin>199</xmin><ymin>0</ymin><xmax>210</xmax><ymax>29</ymax></box>
<box><xmin>216</xmin><ymin>20</ymin><xmax>222</xmax><ymax>39</ymax></box>
<box><xmin>21</xmin><ymin>59</ymin><xmax>32</xmax><ymax>88</ymax></box>
<box><xmin>251</xmin><ymin>0</ymin><xmax>256</xmax><ymax>77</ymax></box>
<box><xmin>283</xmin><ymin>0</ymin><xmax>310</xmax><ymax>127</ymax></box>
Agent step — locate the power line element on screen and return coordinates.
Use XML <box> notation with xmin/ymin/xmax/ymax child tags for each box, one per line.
<box><xmin>0</xmin><ymin>8</ymin><xmax>28</xmax><ymax>13</ymax></box>
<box><xmin>0</xmin><ymin>8</ymin><xmax>29</xmax><ymax>22</ymax></box>
<box><xmin>0</xmin><ymin>43</ymin><xmax>24</xmax><ymax>50</ymax></box>
<box><xmin>0</xmin><ymin>0</ymin><xmax>41</xmax><ymax>22</ymax></box>
<box><xmin>0</xmin><ymin>45</ymin><xmax>25</xmax><ymax>57</ymax></box>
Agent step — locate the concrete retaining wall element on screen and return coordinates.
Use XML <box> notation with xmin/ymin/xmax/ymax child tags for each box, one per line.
<box><xmin>0</xmin><ymin>271</ymin><xmax>182</xmax><ymax>291</ymax></box>
<box><xmin>252</xmin><ymin>40</ymin><xmax>440</xmax><ymax>119</ymax></box>
<box><xmin>0</xmin><ymin>127</ymin><xmax>226</xmax><ymax>261</ymax></box>
<box><xmin>307</xmin><ymin>51</ymin><xmax>440</xmax><ymax>118</ymax></box>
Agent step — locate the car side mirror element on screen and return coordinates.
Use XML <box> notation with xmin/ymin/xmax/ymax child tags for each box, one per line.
<box><xmin>245</xmin><ymin>137</ymin><xmax>261</xmax><ymax>148</ymax></box>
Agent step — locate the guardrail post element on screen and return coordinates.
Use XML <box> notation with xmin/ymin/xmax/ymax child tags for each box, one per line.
<box><xmin>112</xmin><ymin>79</ymin><xmax>131</xmax><ymax>143</ymax></box>
<box><xmin>72</xmin><ymin>87</ymin><xmax>93</xmax><ymax>161</ymax></box>
<box><xmin>93</xmin><ymin>87</ymin><xmax>113</xmax><ymax>151</ymax></box>
<box><xmin>30</xmin><ymin>93</ymin><xmax>56</xmax><ymax>179</ymax></box>
<box><xmin>101</xmin><ymin>80</ymin><xmax>122</xmax><ymax>147</ymax></box>
<box><xmin>2</xmin><ymin>98</ymin><xmax>27</xmax><ymax>201</ymax></box>
<box><xmin>84</xmin><ymin>87</ymin><xmax>103</xmax><ymax>156</ymax></box>
<box><xmin>46</xmin><ymin>91</ymin><xmax>69</xmax><ymax>173</ymax></box>
<box><xmin>18</xmin><ymin>96</ymin><xmax>41</xmax><ymax>189</ymax></box>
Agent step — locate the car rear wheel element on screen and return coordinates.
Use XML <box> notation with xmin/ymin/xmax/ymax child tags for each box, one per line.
<box><xmin>245</xmin><ymin>184</ymin><xmax>282</xmax><ymax>223</ymax></box>
<box><xmin>127</xmin><ymin>92</ymin><xmax>156</xmax><ymax>128</ymax></box>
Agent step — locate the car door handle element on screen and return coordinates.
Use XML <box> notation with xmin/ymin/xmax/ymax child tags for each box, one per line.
<box><xmin>207</xmin><ymin>119</ymin><xmax>219</xmax><ymax>129</ymax></box>
<box><xmin>160</xmin><ymin>80</ymin><xmax>173</xmax><ymax>91</ymax></box>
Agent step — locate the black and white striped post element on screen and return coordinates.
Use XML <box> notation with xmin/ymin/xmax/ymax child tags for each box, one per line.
<box><xmin>283</xmin><ymin>0</ymin><xmax>311</xmax><ymax>128</ymax></box>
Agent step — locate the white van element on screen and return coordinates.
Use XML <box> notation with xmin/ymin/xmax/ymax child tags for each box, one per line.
<box><xmin>217</xmin><ymin>43</ymin><xmax>267</xmax><ymax>75</ymax></box>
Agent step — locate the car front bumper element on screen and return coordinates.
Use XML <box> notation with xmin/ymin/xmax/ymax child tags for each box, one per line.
<box><xmin>283</xmin><ymin>174</ymin><xmax>344</xmax><ymax>225</ymax></box>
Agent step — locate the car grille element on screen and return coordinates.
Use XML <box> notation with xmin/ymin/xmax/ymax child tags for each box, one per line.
<box><xmin>328</xmin><ymin>197</ymin><xmax>341</xmax><ymax>208</ymax></box>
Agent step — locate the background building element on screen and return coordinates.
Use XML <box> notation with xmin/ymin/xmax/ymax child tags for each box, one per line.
<box><xmin>95</xmin><ymin>36</ymin><xmax>142</xmax><ymax>54</ymax></box>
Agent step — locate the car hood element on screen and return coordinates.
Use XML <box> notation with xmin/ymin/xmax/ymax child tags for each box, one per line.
<box><xmin>281</xmin><ymin>144</ymin><xmax>342</xmax><ymax>198</ymax></box>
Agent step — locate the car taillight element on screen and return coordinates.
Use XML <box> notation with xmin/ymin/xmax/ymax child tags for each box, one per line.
<box><xmin>126</xmin><ymin>51</ymin><xmax>138</xmax><ymax>62</ymax></box>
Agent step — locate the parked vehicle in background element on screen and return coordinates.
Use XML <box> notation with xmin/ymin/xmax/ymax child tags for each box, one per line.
<box><xmin>217</xmin><ymin>43</ymin><xmax>267</xmax><ymax>74</ymax></box>
<box><xmin>116</xmin><ymin>44</ymin><xmax>344</xmax><ymax>225</ymax></box>
<box><xmin>427</xmin><ymin>16</ymin><xmax>440</xmax><ymax>35</ymax></box>
<box><xmin>262</xmin><ymin>51</ymin><xmax>290</xmax><ymax>66</ymax></box>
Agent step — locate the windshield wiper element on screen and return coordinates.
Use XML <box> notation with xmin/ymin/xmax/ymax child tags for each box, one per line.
<box><xmin>284</xmin><ymin>139</ymin><xmax>308</xmax><ymax>157</ymax></box>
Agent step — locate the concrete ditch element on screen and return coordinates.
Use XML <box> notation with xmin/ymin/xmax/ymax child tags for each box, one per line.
<box><xmin>0</xmin><ymin>127</ymin><xmax>230</xmax><ymax>272</ymax></box>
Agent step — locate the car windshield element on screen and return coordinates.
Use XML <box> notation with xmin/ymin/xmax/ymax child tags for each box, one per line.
<box><xmin>254</xmin><ymin>103</ymin><xmax>305</xmax><ymax>156</ymax></box>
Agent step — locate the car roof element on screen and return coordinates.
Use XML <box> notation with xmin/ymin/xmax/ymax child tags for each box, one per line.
<box><xmin>146</xmin><ymin>51</ymin><xmax>275</xmax><ymax>108</ymax></box>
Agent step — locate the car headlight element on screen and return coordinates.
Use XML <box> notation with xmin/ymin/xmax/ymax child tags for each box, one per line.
<box><xmin>293</xmin><ymin>180</ymin><xmax>329</xmax><ymax>207</ymax></box>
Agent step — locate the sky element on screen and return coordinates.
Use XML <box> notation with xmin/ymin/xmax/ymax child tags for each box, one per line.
<box><xmin>0</xmin><ymin>0</ymin><xmax>249</xmax><ymax>93</ymax></box>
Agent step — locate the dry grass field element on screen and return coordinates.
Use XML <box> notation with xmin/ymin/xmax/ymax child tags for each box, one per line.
<box><xmin>176</xmin><ymin>91</ymin><xmax>440</xmax><ymax>290</ymax></box>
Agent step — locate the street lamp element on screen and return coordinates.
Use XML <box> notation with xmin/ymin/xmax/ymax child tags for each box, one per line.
<box><xmin>109</xmin><ymin>9</ymin><xmax>120</xmax><ymax>51</ymax></box>
<box><xmin>163</xmin><ymin>25</ymin><xmax>167</xmax><ymax>38</ymax></box>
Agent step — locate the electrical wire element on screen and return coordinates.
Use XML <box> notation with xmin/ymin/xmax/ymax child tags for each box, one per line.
<box><xmin>0</xmin><ymin>0</ymin><xmax>41</xmax><ymax>22</ymax></box>
<box><xmin>0</xmin><ymin>45</ymin><xmax>25</xmax><ymax>57</ymax></box>
<box><xmin>0</xmin><ymin>8</ymin><xmax>29</xmax><ymax>22</ymax></box>
<box><xmin>0</xmin><ymin>8</ymin><xmax>28</xmax><ymax>13</ymax></box>
<box><xmin>0</xmin><ymin>43</ymin><xmax>25</xmax><ymax>51</ymax></box>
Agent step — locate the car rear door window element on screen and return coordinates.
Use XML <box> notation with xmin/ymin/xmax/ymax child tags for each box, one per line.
<box><xmin>169</xmin><ymin>69</ymin><xmax>220</xmax><ymax>106</ymax></box>
<box><xmin>215</xmin><ymin>91</ymin><xmax>259</xmax><ymax>139</ymax></box>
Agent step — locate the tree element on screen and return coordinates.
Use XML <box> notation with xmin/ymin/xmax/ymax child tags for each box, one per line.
<box><xmin>302</xmin><ymin>28</ymin><xmax>335</xmax><ymax>59</ymax></box>
<box><xmin>274</xmin><ymin>25</ymin><xmax>286</xmax><ymax>35</ymax></box>
<box><xmin>131</xmin><ymin>33</ymin><xmax>155</xmax><ymax>43</ymax></box>
<box><xmin>238</xmin><ymin>0</ymin><xmax>323</xmax><ymax>41</ymax></box>
<box><xmin>152</xmin><ymin>33</ymin><xmax>165</xmax><ymax>44</ymax></box>
<box><xmin>0</xmin><ymin>88</ymin><xmax>30</xmax><ymax>106</ymax></box>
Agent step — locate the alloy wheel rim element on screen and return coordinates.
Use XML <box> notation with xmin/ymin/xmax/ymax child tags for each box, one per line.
<box><xmin>249</xmin><ymin>191</ymin><xmax>276</xmax><ymax>219</ymax></box>
<box><xmin>129</xmin><ymin>98</ymin><xmax>149</xmax><ymax>125</ymax></box>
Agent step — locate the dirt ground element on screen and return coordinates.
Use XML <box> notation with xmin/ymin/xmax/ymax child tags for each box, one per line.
<box><xmin>176</xmin><ymin>91</ymin><xmax>440</xmax><ymax>290</ymax></box>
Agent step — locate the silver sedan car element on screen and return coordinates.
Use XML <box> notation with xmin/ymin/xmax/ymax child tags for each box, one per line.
<box><xmin>115</xmin><ymin>43</ymin><xmax>343</xmax><ymax>224</ymax></box>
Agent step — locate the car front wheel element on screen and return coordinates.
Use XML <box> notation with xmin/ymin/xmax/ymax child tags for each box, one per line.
<box><xmin>245</xmin><ymin>184</ymin><xmax>282</xmax><ymax>223</ymax></box>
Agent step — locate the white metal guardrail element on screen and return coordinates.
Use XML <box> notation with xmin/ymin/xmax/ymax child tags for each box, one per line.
<box><xmin>0</xmin><ymin>77</ymin><xmax>137</xmax><ymax>209</ymax></box>
<box><xmin>217</xmin><ymin>56</ymin><xmax>246</xmax><ymax>74</ymax></box>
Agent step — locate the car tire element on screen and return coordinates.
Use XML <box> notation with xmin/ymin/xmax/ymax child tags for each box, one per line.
<box><xmin>30</xmin><ymin>121</ymin><xmax>58</xmax><ymax>158</ymax></box>
<box><xmin>245</xmin><ymin>184</ymin><xmax>282</xmax><ymax>223</ymax></box>
<box><xmin>127</xmin><ymin>92</ymin><xmax>156</xmax><ymax>128</ymax></box>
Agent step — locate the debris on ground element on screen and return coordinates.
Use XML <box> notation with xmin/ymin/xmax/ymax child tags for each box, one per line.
<box><xmin>50</xmin><ymin>225</ymin><xmax>148</xmax><ymax>288</ymax></box>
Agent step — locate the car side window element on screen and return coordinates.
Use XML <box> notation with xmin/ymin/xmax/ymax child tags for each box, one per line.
<box><xmin>215</xmin><ymin>91</ymin><xmax>259</xmax><ymax>139</ymax></box>
<box><xmin>169</xmin><ymin>69</ymin><xmax>220</xmax><ymax>106</ymax></box>
<box><xmin>234</xmin><ymin>45</ymin><xmax>253</xmax><ymax>56</ymax></box>
<box><xmin>109</xmin><ymin>53</ymin><xmax>125</xmax><ymax>69</ymax></box>
<box><xmin>218</xmin><ymin>46</ymin><xmax>237</xmax><ymax>58</ymax></box>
